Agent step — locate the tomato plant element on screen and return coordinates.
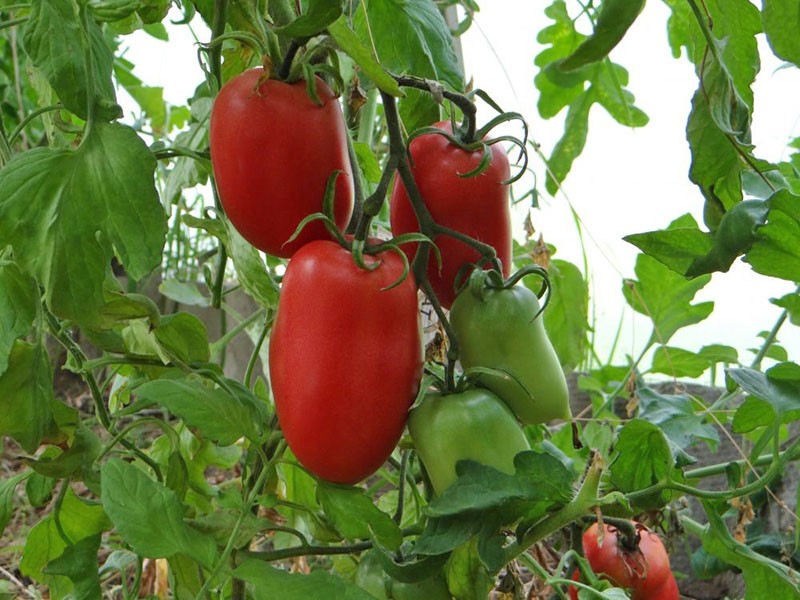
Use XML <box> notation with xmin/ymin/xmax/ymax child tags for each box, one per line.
<box><xmin>449</xmin><ymin>268</ymin><xmax>571</xmax><ymax>424</ymax></box>
<box><xmin>407</xmin><ymin>388</ymin><xmax>530</xmax><ymax>494</ymax></box>
<box><xmin>268</xmin><ymin>240</ymin><xmax>422</xmax><ymax>484</ymax></box>
<box><xmin>389</xmin><ymin>120</ymin><xmax>512</xmax><ymax>308</ymax></box>
<box><xmin>209</xmin><ymin>68</ymin><xmax>353</xmax><ymax>258</ymax></box>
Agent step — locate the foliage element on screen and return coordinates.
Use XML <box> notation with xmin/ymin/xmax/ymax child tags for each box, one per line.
<box><xmin>1</xmin><ymin>0</ymin><xmax>800</xmax><ymax>598</ymax></box>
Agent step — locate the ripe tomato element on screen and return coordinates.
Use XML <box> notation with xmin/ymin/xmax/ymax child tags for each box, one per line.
<box><xmin>269</xmin><ymin>240</ymin><xmax>423</xmax><ymax>484</ymax></box>
<box><xmin>389</xmin><ymin>121</ymin><xmax>512</xmax><ymax>308</ymax></box>
<box><xmin>407</xmin><ymin>388</ymin><xmax>530</xmax><ymax>494</ymax></box>
<box><xmin>209</xmin><ymin>69</ymin><xmax>353</xmax><ymax>258</ymax></box>
<box><xmin>572</xmin><ymin>522</ymin><xmax>678</xmax><ymax>600</ymax></box>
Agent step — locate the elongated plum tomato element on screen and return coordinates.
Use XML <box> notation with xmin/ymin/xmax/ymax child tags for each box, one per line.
<box><xmin>269</xmin><ymin>240</ymin><xmax>423</xmax><ymax>484</ymax></box>
<box><xmin>209</xmin><ymin>69</ymin><xmax>353</xmax><ymax>258</ymax></box>
<box><xmin>389</xmin><ymin>121</ymin><xmax>512</xmax><ymax>308</ymax></box>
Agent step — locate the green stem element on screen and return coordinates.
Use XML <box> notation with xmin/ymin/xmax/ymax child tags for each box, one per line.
<box><xmin>0</xmin><ymin>17</ymin><xmax>26</xmax><ymax>32</ymax></box>
<box><xmin>356</xmin><ymin>88</ymin><xmax>379</xmax><ymax>144</ymax></box>
<box><xmin>196</xmin><ymin>441</ymin><xmax>287</xmax><ymax>600</ymax></box>
<box><xmin>597</xmin><ymin>341</ymin><xmax>652</xmax><ymax>415</ymax></box>
<box><xmin>244</xmin><ymin>312</ymin><xmax>272</xmax><ymax>389</ymax></box>
<box><xmin>750</xmin><ymin>302</ymin><xmax>792</xmax><ymax>370</ymax></box>
<box><xmin>503</xmin><ymin>454</ymin><xmax>607</xmax><ymax>563</ymax></box>
<box><xmin>684</xmin><ymin>445</ymin><xmax>800</xmax><ymax>480</ymax></box>
<box><xmin>8</xmin><ymin>104</ymin><xmax>63</xmax><ymax>144</ymax></box>
<box><xmin>211</xmin><ymin>307</ymin><xmax>267</xmax><ymax>356</ymax></box>
<box><xmin>394</xmin><ymin>75</ymin><xmax>477</xmax><ymax>142</ymax></box>
<box><xmin>240</xmin><ymin>540</ymin><xmax>374</xmax><ymax>562</ymax></box>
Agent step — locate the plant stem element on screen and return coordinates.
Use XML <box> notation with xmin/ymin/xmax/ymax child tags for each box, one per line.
<box><xmin>394</xmin><ymin>75</ymin><xmax>477</xmax><ymax>142</ymax></box>
<box><xmin>750</xmin><ymin>300</ymin><xmax>793</xmax><ymax>369</ymax></box>
<box><xmin>244</xmin><ymin>313</ymin><xmax>272</xmax><ymax>389</ymax></box>
<box><xmin>8</xmin><ymin>104</ymin><xmax>63</xmax><ymax>144</ymax></box>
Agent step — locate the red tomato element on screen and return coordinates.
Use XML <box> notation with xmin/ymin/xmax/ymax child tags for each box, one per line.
<box><xmin>269</xmin><ymin>240</ymin><xmax>423</xmax><ymax>483</ymax></box>
<box><xmin>389</xmin><ymin>121</ymin><xmax>512</xmax><ymax>308</ymax></box>
<box><xmin>574</xmin><ymin>522</ymin><xmax>678</xmax><ymax>600</ymax></box>
<box><xmin>209</xmin><ymin>69</ymin><xmax>353</xmax><ymax>258</ymax></box>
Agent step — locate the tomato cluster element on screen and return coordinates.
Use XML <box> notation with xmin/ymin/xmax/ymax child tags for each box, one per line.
<box><xmin>570</xmin><ymin>522</ymin><xmax>679</xmax><ymax>600</ymax></box>
<box><xmin>209</xmin><ymin>69</ymin><xmax>570</xmax><ymax>487</ymax></box>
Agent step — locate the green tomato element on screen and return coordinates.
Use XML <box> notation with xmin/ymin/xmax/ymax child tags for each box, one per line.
<box><xmin>450</xmin><ymin>269</ymin><xmax>571</xmax><ymax>424</ymax></box>
<box><xmin>408</xmin><ymin>388</ymin><xmax>530</xmax><ymax>495</ymax></box>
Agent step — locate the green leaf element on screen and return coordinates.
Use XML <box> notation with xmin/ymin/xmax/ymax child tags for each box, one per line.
<box><xmin>352</xmin><ymin>0</ymin><xmax>463</xmax><ymax>131</ymax></box>
<box><xmin>763</xmin><ymin>0</ymin><xmax>800</xmax><ymax>66</ymax></box>
<box><xmin>114</xmin><ymin>56</ymin><xmax>168</xmax><ymax>132</ymax></box>
<box><xmin>444</xmin><ymin>538</ymin><xmax>494</xmax><ymax>600</ymax></box>
<box><xmin>317</xmin><ymin>483</ymin><xmax>402</xmax><ymax>550</ymax></box>
<box><xmin>540</xmin><ymin>258</ymin><xmax>589</xmax><ymax>370</ymax></box>
<box><xmin>25</xmin><ymin>426</ymin><xmax>102</xmax><ymax>482</ymax></box>
<box><xmin>698</xmin><ymin>343</ymin><xmax>739</xmax><ymax>364</ymax></box>
<box><xmin>43</xmin><ymin>535</ymin><xmax>102</xmax><ymax>600</ymax></box>
<box><xmin>326</xmin><ymin>17</ymin><xmax>403</xmax><ymax>98</ymax></box>
<box><xmin>159</xmin><ymin>280</ymin><xmax>210</xmax><ymax>307</ymax></box>
<box><xmin>20</xmin><ymin>487</ymin><xmax>110</xmax><ymax>593</ymax></box>
<box><xmin>0</xmin><ymin>261</ymin><xmax>38</xmax><ymax>377</ymax></box>
<box><xmin>772</xmin><ymin>291</ymin><xmax>800</xmax><ymax>326</ymax></box>
<box><xmin>234</xmin><ymin>559</ymin><xmax>378</xmax><ymax>600</ymax></box>
<box><xmin>745</xmin><ymin>190</ymin><xmax>800</xmax><ymax>282</ymax></box>
<box><xmin>544</xmin><ymin>90</ymin><xmax>592</xmax><ymax>195</ymax></box>
<box><xmin>225</xmin><ymin>224</ymin><xmax>280</xmax><ymax>309</ymax></box>
<box><xmin>701</xmin><ymin>502</ymin><xmax>800</xmax><ymax>597</ymax></box>
<box><xmin>134</xmin><ymin>379</ymin><xmax>264</xmax><ymax>445</ymax></box>
<box><xmin>650</xmin><ymin>346</ymin><xmax>711</xmax><ymax>379</ymax></box>
<box><xmin>622</xmin><ymin>254</ymin><xmax>713</xmax><ymax>346</ymax></box>
<box><xmin>23</xmin><ymin>0</ymin><xmax>120</xmax><ymax>120</ymax></box>
<box><xmin>608</xmin><ymin>419</ymin><xmax>675</xmax><ymax>509</ymax></box>
<box><xmin>0</xmin><ymin>123</ymin><xmax>166</xmax><ymax>326</ymax></box>
<box><xmin>153</xmin><ymin>312</ymin><xmax>210</xmax><ymax>364</ymax></box>
<box><xmin>0</xmin><ymin>340</ymin><xmax>54</xmax><ymax>453</ymax></box>
<box><xmin>100</xmin><ymin>458</ymin><xmax>217</xmax><ymax>568</ymax></box>
<box><xmin>280</xmin><ymin>0</ymin><xmax>342</xmax><ymax>38</ymax></box>
<box><xmin>0</xmin><ymin>472</ymin><xmax>28</xmax><ymax>537</ymax></box>
<box><xmin>728</xmin><ymin>364</ymin><xmax>800</xmax><ymax>426</ymax></box>
<box><xmin>558</xmin><ymin>0</ymin><xmax>645</xmax><ymax>71</ymax></box>
<box><xmin>624</xmin><ymin>213</ymin><xmax>713</xmax><ymax>276</ymax></box>
<box><xmin>637</xmin><ymin>387</ymin><xmax>719</xmax><ymax>463</ymax></box>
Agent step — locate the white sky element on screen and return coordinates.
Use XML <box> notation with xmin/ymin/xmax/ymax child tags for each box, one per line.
<box><xmin>120</xmin><ymin>2</ymin><xmax>800</xmax><ymax>373</ymax></box>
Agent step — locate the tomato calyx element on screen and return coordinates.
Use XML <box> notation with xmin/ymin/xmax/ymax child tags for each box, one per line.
<box><xmin>458</xmin><ymin>265</ymin><xmax>551</xmax><ymax>318</ymax></box>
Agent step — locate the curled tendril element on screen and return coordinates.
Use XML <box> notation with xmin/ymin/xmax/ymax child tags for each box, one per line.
<box><xmin>201</xmin><ymin>31</ymin><xmax>268</xmax><ymax>59</ymax></box>
<box><xmin>462</xmin><ymin>264</ymin><xmax>552</xmax><ymax>321</ymax></box>
<box><xmin>376</xmin><ymin>244</ymin><xmax>413</xmax><ymax>291</ymax></box>
<box><xmin>351</xmin><ymin>238</ymin><xmax>381</xmax><ymax>272</ymax></box>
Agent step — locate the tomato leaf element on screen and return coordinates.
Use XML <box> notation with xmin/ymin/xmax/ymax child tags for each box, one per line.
<box><xmin>280</xmin><ymin>0</ymin><xmax>342</xmax><ymax>38</ymax></box>
<box><xmin>43</xmin><ymin>534</ymin><xmax>102</xmax><ymax>600</ymax></box>
<box><xmin>728</xmin><ymin>364</ymin><xmax>800</xmax><ymax>428</ymax></box>
<box><xmin>701</xmin><ymin>501</ymin><xmax>800</xmax><ymax>597</ymax></box>
<box><xmin>771</xmin><ymin>291</ymin><xmax>800</xmax><ymax>327</ymax></box>
<box><xmin>234</xmin><ymin>559</ymin><xmax>377</xmax><ymax>599</ymax></box>
<box><xmin>0</xmin><ymin>472</ymin><xmax>28</xmax><ymax>537</ymax></box>
<box><xmin>100</xmin><ymin>458</ymin><xmax>217</xmax><ymax>568</ymax></box>
<box><xmin>745</xmin><ymin>190</ymin><xmax>800</xmax><ymax>282</ymax></box>
<box><xmin>539</xmin><ymin>258</ymin><xmax>589</xmax><ymax>370</ymax></box>
<box><xmin>23</xmin><ymin>0</ymin><xmax>120</xmax><ymax>121</ymax></box>
<box><xmin>0</xmin><ymin>340</ymin><xmax>55</xmax><ymax>453</ymax></box>
<box><xmin>134</xmin><ymin>378</ymin><xmax>264</xmax><ymax>445</ymax></box>
<box><xmin>608</xmin><ymin>419</ymin><xmax>676</xmax><ymax>509</ymax></box>
<box><xmin>0</xmin><ymin>261</ymin><xmax>38</xmax><ymax>377</ymax></box>
<box><xmin>153</xmin><ymin>312</ymin><xmax>210</xmax><ymax>364</ymax></box>
<box><xmin>0</xmin><ymin>123</ymin><xmax>166</xmax><ymax>326</ymax></box>
<box><xmin>224</xmin><ymin>223</ymin><xmax>280</xmax><ymax>309</ymax></box>
<box><xmin>317</xmin><ymin>482</ymin><xmax>403</xmax><ymax>550</ymax></box>
<box><xmin>624</xmin><ymin>213</ymin><xmax>714</xmax><ymax>276</ymax></box>
<box><xmin>558</xmin><ymin>0</ymin><xmax>645</xmax><ymax>71</ymax></box>
<box><xmin>622</xmin><ymin>254</ymin><xmax>713</xmax><ymax>347</ymax></box>
<box><xmin>650</xmin><ymin>346</ymin><xmax>712</xmax><ymax>379</ymax></box>
<box><xmin>20</xmin><ymin>487</ymin><xmax>110</xmax><ymax>594</ymax></box>
<box><xmin>351</xmin><ymin>0</ymin><xmax>463</xmax><ymax>132</ymax></box>
<box><xmin>444</xmin><ymin>539</ymin><xmax>495</xmax><ymax>600</ymax></box>
<box><xmin>762</xmin><ymin>0</ymin><xmax>800</xmax><ymax>66</ymax></box>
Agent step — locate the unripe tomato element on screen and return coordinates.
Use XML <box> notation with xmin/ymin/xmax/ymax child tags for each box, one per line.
<box><xmin>572</xmin><ymin>522</ymin><xmax>678</xmax><ymax>600</ymax></box>
<box><xmin>210</xmin><ymin>69</ymin><xmax>353</xmax><ymax>257</ymax></box>
<box><xmin>407</xmin><ymin>388</ymin><xmax>530</xmax><ymax>495</ymax></box>
<box><xmin>389</xmin><ymin>121</ymin><xmax>512</xmax><ymax>308</ymax></box>
<box><xmin>449</xmin><ymin>270</ymin><xmax>571</xmax><ymax>425</ymax></box>
<box><xmin>269</xmin><ymin>240</ymin><xmax>422</xmax><ymax>484</ymax></box>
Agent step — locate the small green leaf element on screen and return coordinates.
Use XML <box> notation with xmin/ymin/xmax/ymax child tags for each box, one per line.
<box><xmin>0</xmin><ymin>473</ymin><xmax>28</xmax><ymax>537</ymax></box>
<box><xmin>0</xmin><ymin>261</ymin><xmax>38</xmax><ymax>377</ymax></box>
<box><xmin>317</xmin><ymin>483</ymin><xmax>402</xmax><ymax>550</ymax></box>
<box><xmin>540</xmin><ymin>258</ymin><xmax>590</xmax><ymax>370</ymax></box>
<box><xmin>158</xmin><ymin>280</ymin><xmax>210</xmax><ymax>307</ymax></box>
<box><xmin>608</xmin><ymin>419</ymin><xmax>675</xmax><ymax>509</ymax></box>
<box><xmin>100</xmin><ymin>458</ymin><xmax>217</xmax><ymax>568</ymax></box>
<box><xmin>134</xmin><ymin>379</ymin><xmax>263</xmax><ymax>445</ymax></box>
<box><xmin>234</xmin><ymin>559</ymin><xmax>377</xmax><ymax>600</ymax></box>
<box><xmin>153</xmin><ymin>312</ymin><xmax>210</xmax><ymax>364</ymax></box>
<box><xmin>745</xmin><ymin>190</ymin><xmax>800</xmax><ymax>282</ymax></box>
<box><xmin>327</xmin><ymin>17</ymin><xmax>403</xmax><ymax>97</ymax></box>
<box><xmin>771</xmin><ymin>291</ymin><xmax>800</xmax><ymax>326</ymax></box>
<box><xmin>0</xmin><ymin>340</ymin><xmax>55</xmax><ymax>453</ymax></box>
<box><xmin>728</xmin><ymin>364</ymin><xmax>800</xmax><ymax>425</ymax></box>
<box><xmin>225</xmin><ymin>224</ymin><xmax>280</xmax><ymax>309</ymax></box>
<box><xmin>444</xmin><ymin>539</ymin><xmax>494</xmax><ymax>600</ymax></box>
<box><xmin>623</xmin><ymin>254</ymin><xmax>713</xmax><ymax>346</ymax></box>
<box><xmin>650</xmin><ymin>346</ymin><xmax>711</xmax><ymax>379</ymax></box>
<box><xmin>558</xmin><ymin>0</ymin><xmax>645</xmax><ymax>71</ymax></box>
<box><xmin>698</xmin><ymin>344</ymin><xmax>739</xmax><ymax>364</ymax></box>
<box><xmin>43</xmin><ymin>535</ymin><xmax>102</xmax><ymax>600</ymax></box>
<box><xmin>280</xmin><ymin>0</ymin><xmax>342</xmax><ymax>38</ymax></box>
